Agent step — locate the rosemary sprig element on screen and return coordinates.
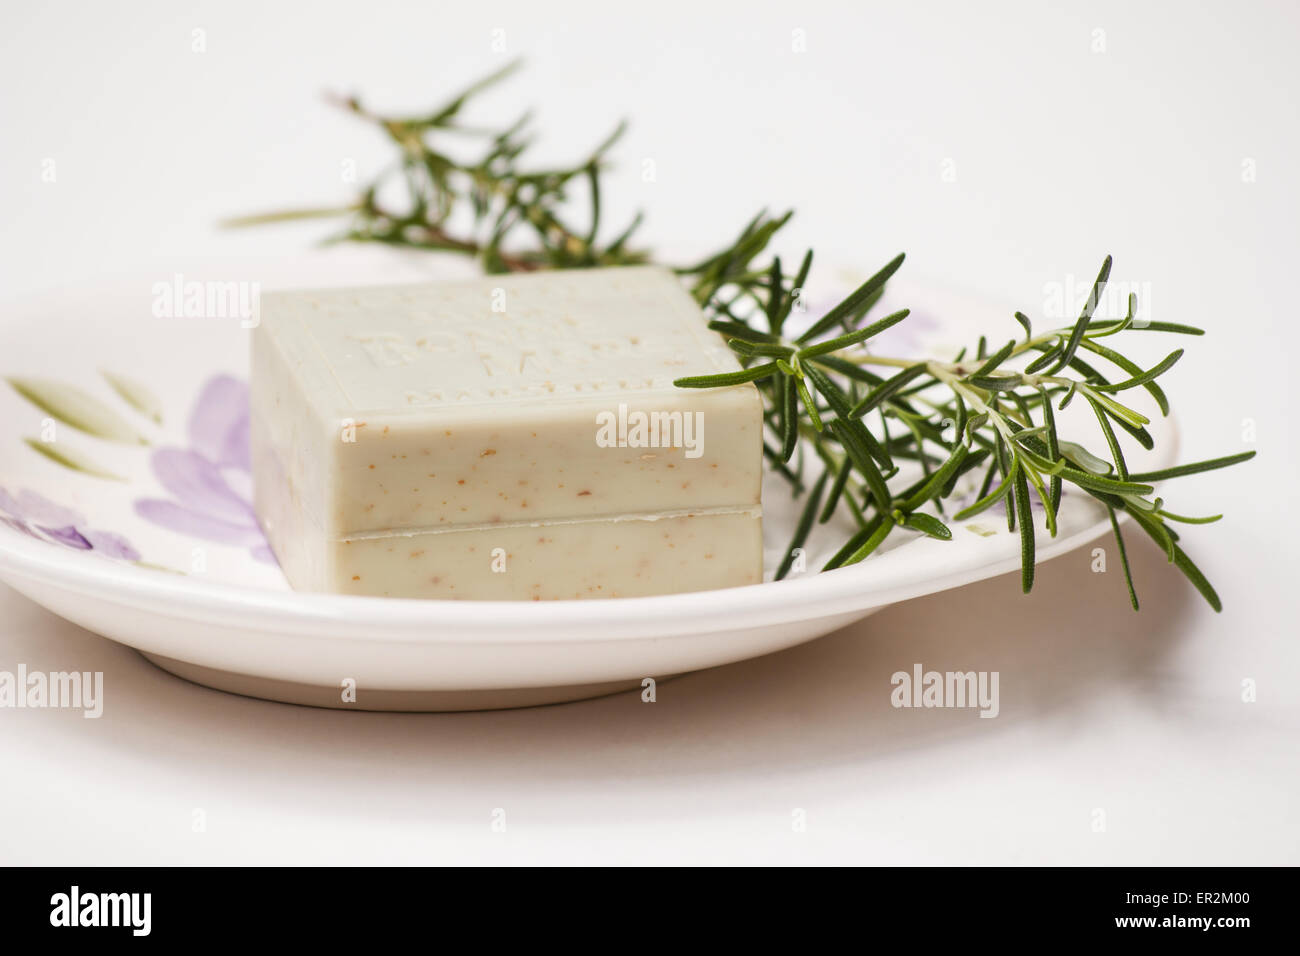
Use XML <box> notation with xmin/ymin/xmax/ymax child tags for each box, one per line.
<box><xmin>231</xmin><ymin>64</ymin><xmax>1256</xmax><ymax>610</ymax></box>
<box><xmin>225</xmin><ymin>60</ymin><xmax>649</xmax><ymax>273</ymax></box>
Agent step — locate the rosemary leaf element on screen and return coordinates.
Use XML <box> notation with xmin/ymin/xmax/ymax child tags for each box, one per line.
<box><xmin>674</xmin><ymin>363</ymin><xmax>780</xmax><ymax>388</ymax></box>
<box><xmin>1126</xmin><ymin>451</ymin><xmax>1256</xmax><ymax>482</ymax></box>
<box><xmin>796</xmin><ymin>254</ymin><xmax>906</xmax><ymax>343</ymax></box>
<box><xmin>1108</xmin><ymin>506</ymin><xmax>1140</xmax><ymax>611</ymax></box>
<box><xmin>776</xmin><ymin>470</ymin><xmax>828</xmax><ymax>580</ymax></box>
<box><xmin>1013</xmin><ymin>463</ymin><xmax>1035</xmax><ymax>593</ymax></box>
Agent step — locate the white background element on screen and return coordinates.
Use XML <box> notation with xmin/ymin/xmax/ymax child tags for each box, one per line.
<box><xmin>1</xmin><ymin>0</ymin><xmax>1296</xmax><ymax>864</ymax></box>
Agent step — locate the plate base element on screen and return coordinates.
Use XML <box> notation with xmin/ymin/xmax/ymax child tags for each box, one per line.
<box><xmin>141</xmin><ymin>652</ymin><xmax>647</xmax><ymax>712</ymax></box>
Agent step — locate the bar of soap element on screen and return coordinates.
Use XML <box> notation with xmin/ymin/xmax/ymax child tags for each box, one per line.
<box><xmin>250</xmin><ymin>266</ymin><xmax>763</xmax><ymax>600</ymax></box>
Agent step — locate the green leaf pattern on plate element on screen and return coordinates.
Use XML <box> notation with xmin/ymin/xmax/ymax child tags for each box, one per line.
<box><xmin>100</xmin><ymin>370</ymin><xmax>164</xmax><ymax>425</ymax></box>
<box><xmin>22</xmin><ymin>438</ymin><xmax>125</xmax><ymax>481</ymax></box>
<box><xmin>6</xmin><ymin>376</ymin><xmax>150</xmax><ymax>445</ymax></box>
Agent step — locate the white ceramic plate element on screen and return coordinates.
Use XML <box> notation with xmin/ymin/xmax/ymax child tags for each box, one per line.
<box><xmin>0</xmin><ymin>249</ymin><xmax>1176</xmax><ymax>709</ymax></box>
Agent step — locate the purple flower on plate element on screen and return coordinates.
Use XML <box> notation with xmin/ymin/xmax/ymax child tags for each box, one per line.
<box><xmin>867</xmin><ymin>306</ymin><xmax>942</xmax><ymax>357</ymax></box>
<box><xmin>0</xmin><ymin>486</ymin><xmax>141</xmax><ymax>560</ymax></box>
<box><xmin>789</xmin><ymin>285</ymin><xmax>941</xmax><ymax>358</ymax></box>
<box><xmin>134</xmin><ymin>375</ymin><xmax>276</xmax><ymax>564</ymax></box>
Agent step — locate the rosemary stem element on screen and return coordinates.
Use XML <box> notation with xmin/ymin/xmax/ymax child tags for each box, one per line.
<box><xmin>929</xmin><ymin>365</ymin><xmax>1018</xmax><ymax>444</ymax></box>
<box><xmin>840</xmin><ymin>354</ymin><xmax>917</xmax><ymax>369</ymax></box>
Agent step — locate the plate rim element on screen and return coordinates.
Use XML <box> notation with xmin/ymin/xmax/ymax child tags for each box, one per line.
<box><xmin>0</xmin><ymin>471</ymin><xmax>1170</xmax><ymax>642</ymax></box>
